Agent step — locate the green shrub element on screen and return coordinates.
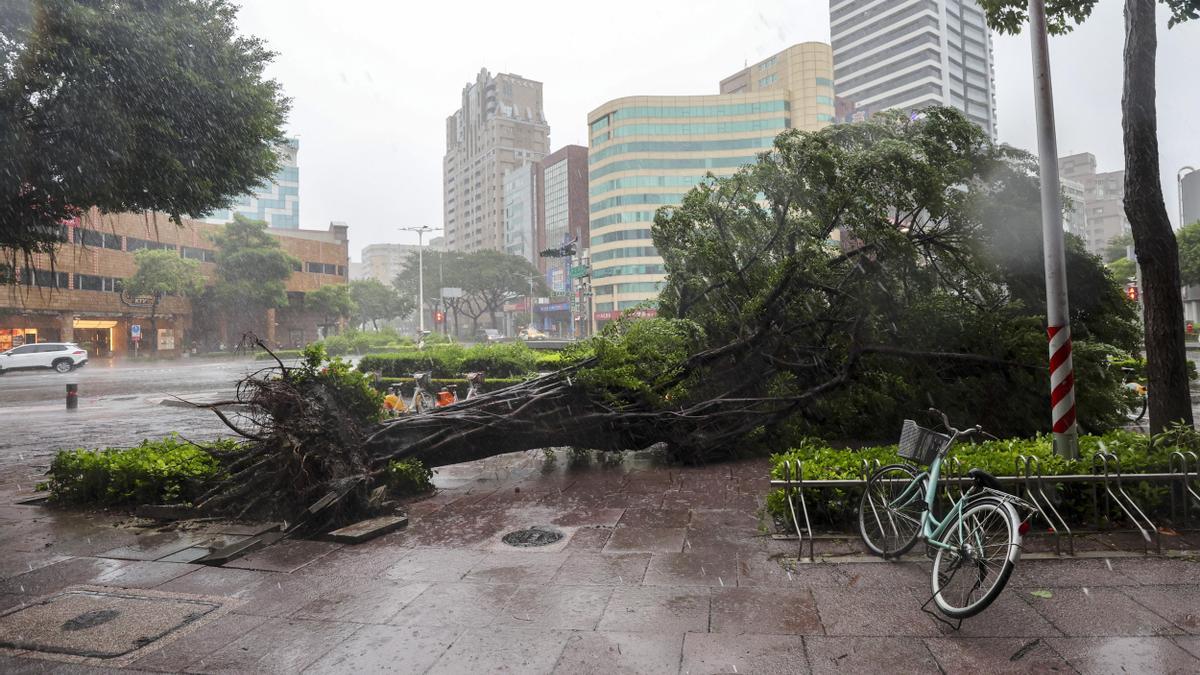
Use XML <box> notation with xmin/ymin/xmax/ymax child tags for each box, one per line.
<box><xmin>358</xmin><ymin>342</ymin><xmax>542</xmax><ymax>379</ymax></box>
<box><xmin>386</xmin><ymin>458</ymin><xmax>434</xmax><ymax>496</ymax></box>
<box><xmin>43</xmin><ymin>435</ymin><xmax>236</xmax><ymax>506</ymax></box>
<box><xmin>458</xmin><ymin>342</ymin><xmax>537</xmax><ymax>377</ymax></box>
<box><xmin>255</xmin><ymin>349</ymin><xmax>303</xmax><ymax>360</ymax></box>
<box><xmin>290</xmin><ymin>344</ymin><xmax>384</xmax><ymax>423</ymax></box>
<box><xmin>375</xmin><ymin>376</ymin><xmax>527</xmax><ymax>397</ymax></box>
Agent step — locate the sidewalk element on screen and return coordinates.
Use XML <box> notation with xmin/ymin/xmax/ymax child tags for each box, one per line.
<box><xmin>0</xmin><ymin>448</ymin><xmax>1197</xmax><ymax>673</ymax></box>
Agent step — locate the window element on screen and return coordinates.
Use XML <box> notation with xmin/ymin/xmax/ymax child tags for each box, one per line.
<box><xmin>817</xmin><ymin>113</ymin><xmax>835</xmax><ymax>122</ymax></box>
<box><xmin>758</xmin><ymin>74</ymin><xmax>779</xmax><ymax>87</ymax></box>
<box><xmin>75</xmin><ymin>274</ymin><xmax>121</xmax><ymax>292</ymax></box>
<box><xmin>74</xmin><ymin>228</ymin><xmax>122</xmax><ymax>250</ymax></box>
<box><xmin>9</xmin><ymin>345</ymin><xmax>37</xmax><ymax>355</ymax></box>
<box><xmin>126</xmin><ymin>237</ymin><xmax>176</xmax><ymax>252</ymax></box>
<box><xmin>816</xmin><ymin>77</ymin><xmax>833</xmax><ymax>88</ymax></box>
<box><xmin>180</xmin><ymin>246</ymin><xmax>215</xmax><ymax>262</ymax></box>
<box><xmin>337</xmin><ymin>265</ymin><xmax>346</xmax><ymax>277</ymax></box>
<box><xmin>758</xmin><ymin>56</ymin><xmax>778</xmax><ymax>71</ymax></box>
<box><xmin>306</xmin><ymin>262</ymin><xmax>338</xmax><ymax>275</ymax></box>
<box><xmin>20</xmin><ymin>268</ymin><xmax>69</xmax><ymax>288</ymax></box>
<box><xmin>816</xmin><ymin>95</ymin><xmax>833</xmax><ymax>105</ymax></box>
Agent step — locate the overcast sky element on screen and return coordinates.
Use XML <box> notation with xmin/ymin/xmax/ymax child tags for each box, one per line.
<box><xmin>234</xmin><ymin>0</ymin><xmax>1200</xmax><ymax>259</ymax></box>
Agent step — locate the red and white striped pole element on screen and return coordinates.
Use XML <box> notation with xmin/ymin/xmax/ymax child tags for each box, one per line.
<box><xmin>1029</xmin><ymin>0</ymin><xmax>1079</xmax><ymax>458</ymax></box>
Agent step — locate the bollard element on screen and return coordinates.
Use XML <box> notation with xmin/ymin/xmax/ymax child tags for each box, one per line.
<box><xmin>66</xmin><ymin>383</ymin><xmax>78</xmax><ymax>410</ymax></box>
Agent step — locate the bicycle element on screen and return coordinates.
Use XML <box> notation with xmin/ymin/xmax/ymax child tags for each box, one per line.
<box><xmin>1121</xmin><ymin>367</ymin><xmax>1148</xmax><ymax>423</ymax></box>
<box><xmin>858</xmin><ymin>408</ymin><xmax>1035</xmax><ymax>621</ymax></box>
<box><xmin>408</xmin><ymin>371</ymin><xmax>437</xmax><ymax>413</ymax></box>
<box><xmin>461</xmin><ymin>371</ymin><xmax>484</xmax><ymax>400</ymax></box>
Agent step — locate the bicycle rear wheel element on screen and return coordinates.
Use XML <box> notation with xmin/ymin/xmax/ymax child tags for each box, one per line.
<box><xmin>858</xmin><ymin>464</ymin><xmax>924</xmax><ymax>559</ymax></box>
<box><xmin>930</xmin><ymin>497</ymin><xmax>1021</xmax><ymax>619</ymax></box>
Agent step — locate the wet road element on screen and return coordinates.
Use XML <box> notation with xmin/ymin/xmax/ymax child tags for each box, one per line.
<box><xmin>0</xmin><ymin>358</ymin><xmax>266</xmax><ymax>466</ymax></box>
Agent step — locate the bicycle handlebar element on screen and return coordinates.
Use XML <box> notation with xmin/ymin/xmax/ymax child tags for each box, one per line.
<box><xmin>928</xmin><ymin>407</ymin><xmax>992</xmax><ymax>441</ymax></box>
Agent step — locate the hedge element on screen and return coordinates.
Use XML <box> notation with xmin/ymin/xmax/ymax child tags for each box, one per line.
<box><xmin>358</xmin><ymin>343</ymin><xmax>543</xmax><ymax>378</ymax></box>
<box><xmin>766</xmin><ymin>429</ymin><xmax>1195</xmax><ymax>530</ymax></box>
<box><xmin>375</xmin><ymin>376</ymin><xmax>527</xmax><ymax>397</ymax></box>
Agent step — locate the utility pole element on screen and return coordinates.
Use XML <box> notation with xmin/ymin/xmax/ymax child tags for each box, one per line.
<box><xmin>399</xmin><ymin>226</ymin><xmax>439</xmax><ymax>333</ymax></box>
<box><xmin>1029</xmin><ymin>0</ymin><xmax>1078</xmax><ymax>459</ymax></box>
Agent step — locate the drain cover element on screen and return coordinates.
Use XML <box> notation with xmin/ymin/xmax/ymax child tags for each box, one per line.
<box><xmin>502</xmin><ymin>526</ymin><xmax>564</xmax><ymax>548</ymax></box>
<box><xmin>0</xmin><ymin>589</ymin><xmax>218</xmax><ymax>658</ymax></box>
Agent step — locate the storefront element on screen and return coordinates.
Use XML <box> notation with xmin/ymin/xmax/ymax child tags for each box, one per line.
<box><xmin>535</xmin><ymin>301</ymin><xmax>572</xmax><ymax>337</ymax></box>
<box><xmin>72</xmin><ymin>319</ymin><xmax>117</xmax><ymax>358</ymax></box>
<box><xmin>0</xmin><ymin>327</ymin><xmax>40</xmax><ymax>351</ymax></box>
<box><xmin>593</xmin><ymin>307</ymin><xmax>658</xmax><ymax>331</ymax></box>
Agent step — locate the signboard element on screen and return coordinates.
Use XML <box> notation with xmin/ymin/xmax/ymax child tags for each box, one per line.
<box><xmin>548</xmin><ymin>268</ymin><xmax>566</xmax><ymax>294</ymax></box>
<box><xmin>440</xmin><ymin>287</ymin><xmax>463</xmax><ymax>299</ymax></box>
<box><xmin>130</xmin><ymin>324</ymin><xmax>142</xmax><ymax>341</ymax></box>
<box><xmin>503</xmin><ymin>301</ymin><xmax>527</xmax><ymax>312</ymax></box>
<box><xmin>157</xmin><ymin>329</ymin><xmax>175</xmax><ymax>351</ymax></box>
<box><xmin>593</xmin><ymin>308</ymin><xmax>659</xmax><ymax>322</ymax></box>
<box><xmin>569</xmin><ymin>265</ymin><xmax>589</xmax><ymax>279</ymax></box>
<box><xmin>537</xmin><ymin>302</ymin><xmax>571</xmax><ymax>313</ymax></box>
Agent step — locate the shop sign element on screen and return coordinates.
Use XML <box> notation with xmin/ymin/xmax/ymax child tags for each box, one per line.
<box><xmin>130</xmin><ymin>324</ymin><xmax>141</xmax><ymax>341</ymax></box>
<box><xmin>537</xmin><ymin>302</ymin><xmax>570</xmax><ymax>313</ymax></box>
<box><xmin>593</xmin><ymin>308</ymin><xmax>658</xmax><ymax>321</ymax></box>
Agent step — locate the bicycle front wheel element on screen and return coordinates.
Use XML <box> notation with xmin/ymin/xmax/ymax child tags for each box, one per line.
<box><xmin>858</xmin><ymin>464</ymin><xmax>924</xmax><ymax>559</ymax></box>
<box><xmin>930</xmin><ymin>497</ymin><xmax>1021</xmax><ymax>619</ymax></box>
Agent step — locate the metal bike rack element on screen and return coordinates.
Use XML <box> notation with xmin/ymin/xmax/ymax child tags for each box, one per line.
<box><xmin>1092</xmin><ymin>452</ymin><xmax>1161</xmax><ymax>555</ymax></box>
<box><xmin>781</xmin><ymin>459</ymin><xmax>815</xmax><ymax>561</ymax></box>
<box><xmin>1170</xmin><ymin>451</ymin><xmax>1200</xmax><ymax>527</ymax></box>
<box><xmin>944</xmin><ymin>456</ymin><xmax>965</xmax><ymax>503</ymax></box>
<box><xmin>1015</xmin><ymin>455</ymin><xmax>1074</xmax><ymax>556</ymax></box>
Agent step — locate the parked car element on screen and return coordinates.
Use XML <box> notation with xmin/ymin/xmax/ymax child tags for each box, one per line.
<box><xmin>475</xmin><ymin>328</ymin><xmax>504</xmax><ymax>343</ymax></box>
<box><xmin>517</xmin><ymin>327</ymin><xmax>548</xmax><ymax>341</ymax></box>
<box><xmin>0</xmin><ymin>342</ymin><xmax>89</xmax><ymax>374</ymax></box>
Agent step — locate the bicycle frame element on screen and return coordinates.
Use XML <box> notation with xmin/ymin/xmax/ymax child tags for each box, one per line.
<box><xmin>885</xmin><ymin>428</ymin><xmax>979</xmax><ymax>552</ymax></box>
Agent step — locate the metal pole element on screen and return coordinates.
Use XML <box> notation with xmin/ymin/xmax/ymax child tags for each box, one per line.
<box><xmin>529</xmin><ymin>275</ymin><xmax>534</xmax><ymax>327</ymax></box>
<box><xmin>399</xmin><ymin>226</ymin><xmax>439</xmax><ymax>334</ymax></box>
<box><xmin>1029</xmin><ymin>0</ymin><xmax>1079</xmax><ymax>459</ymax></box>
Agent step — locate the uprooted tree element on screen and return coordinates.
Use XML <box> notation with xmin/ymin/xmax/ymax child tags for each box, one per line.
<box><xmin>195</xmin><ymin>108</ymin><xmax>1139</xmax><ymax>527</ymax></box>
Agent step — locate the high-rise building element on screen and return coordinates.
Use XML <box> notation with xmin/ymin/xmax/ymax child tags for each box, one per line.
<box><xmin>828</xmin><ymin>0</ymin><xmax>997</xmax><ymax>138</ymax></box>
<box><xmin>203</xmin><ymin>138</ymin><xmax>301</xmax><ymax>228</ymax></box>
<box><xmin>587</xmin><ymin>43</ymin><xmax>835</xmax><ymax>320</ymax></box>
<box><xmin>503</xmin><ymin>161</ymin><xmax>540</xmax><ymax>265</ymax></box>
<box><xmin>1059</xmin><ymin>152</ymin><xmax>1130</xmax><ymax>259</ymax></box>
<box><xmin>534</xmin><ymin>145</ymin><xmax>589</xmax><ymax>335</ymax></box>
<box><xmin>443</xmin><ymin>69</ymin><xmax>551</xmax><ymax>253</ymax></box>
<box><xmin>1181</xmin><ymin>167</ymin><xmax>1200</xmax><ymax>227</ymax></box>
<box><xmin>1062</xmin><ymin>178</ymin><xmax>1088</xmax><ymax>243</ymax></box>
<box><xmin>358</xmin><ymin>243</ymin><xmax>422</xmax><ymax>286</ymax></box>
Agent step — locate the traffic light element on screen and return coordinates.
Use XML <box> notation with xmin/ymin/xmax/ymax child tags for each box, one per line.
<box><xmin>434</xmin><ymin>311</ymin><xmax>445</xmax><ymax>323</ymax></box>
<box><xmin>1125</xmin><ymin>284</ymin><xmax>1138</xmax><ymax>302</ymax></box>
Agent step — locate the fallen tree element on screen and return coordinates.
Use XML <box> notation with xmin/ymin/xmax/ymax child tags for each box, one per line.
<box><xmin>194</xmin><ymin>108</ymin><xmax>1140</xmax><ymax>527</ymax></box>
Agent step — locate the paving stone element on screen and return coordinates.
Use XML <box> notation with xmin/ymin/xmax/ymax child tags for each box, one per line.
<box><xmin>552</xmin><ymin>631</ymin><xmax>684</xmax><ymax>674</ymax></box>
<box><xmin>223</xmin><ymin>539</ymin><xmax>342</xmax><ymax>573</ymax></box>
<box><xmin>642</xmin><ymin>552</ymin><xmax>737</xmax><ymax>588</ymax></box>
<box><xmin>564</xmin><ymin>527</ymin><xmax>612</xmax><ymax>551</ymax></box>
<box><xmin>1023</xmin><ymin>587</ymin><xmax>1184</xmax><ymax>637</ymax></box>
<box><xmin>547</xmin><ymin>508</ymin><xmax>626</xmax><ymax>528</ymax></box>
<box><xmin>1009</xmin><ymin>558</ymin><xmax>1138</xmax><ymax>588</ymax></box>
<box><xmin>95</xmin><ymin>532</ymin><xmax>206</xmax><ymax>561</ymax></box>
<box><xmin>923</xmin><ymin>637</ymin><xmax>1073</xmax><ymax>674</ymax></box>
<box><xmin>382</xmin><ymin>547</ymin><xmax>486</xmax><ymax>582</ymax></box>
<box><xmin>126</xmin><ymin>612</ymin><xmax>269</xmax><ymax>672</ymax></box>
<box><xmin>597</xmin><ymin>586</ymin><xmax>710</xmax><ymax>634</ymax></box>
<box><xmin>736</xmin><ymin>552</ymin><xmax>826</xmax><ymax>588</ymax></box>
<box><xmin>323</xmin><ymin>515</ymin><xmax>409</xmax><ymax>544</ymax></box>
<box><xmin>617</xmin><ymin>508</ymin><xmax>691</xmax><ymax>528</ymax></box>
<box><xmin>293</xmin><ymin>543</ymin><xmax>409</xmax><ymax>578</ymax></box>
<box><xmin>934</xmin><ymin>592</ymin><xmax>1064</xmax><ymax>638</ymax></box>
<box><xmin>818</xmin><ymin>561</ymin><xmax>930</xmax><ymax>590</ymax></box>
<box><xmin>88</xmin><ymin>561</ymin><xmax>199</xmax><ymax>589</ymax></box>
<box><xmin>191</xmin><ymin>617</ymin><xmax>359</xmax><ymax>673</ymax></box>
<box><xmin>305</xmin><ymin>624</ymin><xmax>463</xmax><ymax>673</ymax></box>
<box><xmin>463</xmin><ymin>551</ymin><xmax>569</xmax><ymax>584</ymax></box>
<box><xmin>154</xmin><ymin>535</ymin><xmax>250</xmax><ymax>563</ymax></box>
<box><xmin>0</xmin><ymin>592</ymin><xmax>33</xmax><ymax>613</ymax></box>
<box><xmin>493</xmin><ymin>584</ymin><xmax>612</xmax><ymax>630</ymax></box>
<box><xmin>1118</xmin><ymin>584</ymin><xmax>1200</xmax><ymax>634</ymax></box>
<box><xmin>1047</xmin><ymin>636</ymin><xmax>1200</xmax><ymax>673</ymax></box>
<box><xmin>155</xmin><ymin>566</ymin><xmax>277</xmax><ymax>599</ymax></box>
<box><xmin>680</xmin><ymin>631</ymin><xmax>808</xmax><ymax>673</ymax></box>
<box><xmin>805</xmin><ymin>636</ymin><xmax>938</xmax><ymax>674</ymax></box>
<box><xmin>811</xmin><ymin>587</ymin><xmax>941</xmax><ymax>637</ymax></box>
<box><xmin>0</xmin><ymin>557</ymin><xmax>128</xmax><ymax>596</ymax></box>
<box><xmin>0</xmin><ymin>553</ymin><xmax>73</xmax><ymax>583</ymax></box>
<box><xmin>228</xmin><ymin>573</ymin><xmax>351</xmax><ymax>618</ymax></box>
<box><xmin>550</xmin><ymin>552</ymin><xmax>650</xmax><ymax>586</ymax></box>
<box><xmin>1109</xmin><ymin>557</ymin><xmax>1200</xmax><ymax>585</ymax></box>
<box><xmin>388</xmin><ymin>582</ymin><xmax>518</xmax><ymax>628</ymax></box>
<box><xmin>1175</xmin><ymin>635</ymin><xmax>1200</xmax><ymax>660</ymax></box>
<box><xmin>425</xmin><ymin>625</ymin><xmax>571</xmax><ymax>675</ymax></box>
<box><xmin>710</xmin><ymin>586</ymin><xmax>823</xmax><ymax>635</ymax></box>
<box><xmin>604</xmin><ymin>527</ymin><xmax>686</xmax><ymax>554</ymax></box>
<box><xmin>292</xmin><ymin>578</ymin><xmax>430</xmax><ymax>624</ymax></box>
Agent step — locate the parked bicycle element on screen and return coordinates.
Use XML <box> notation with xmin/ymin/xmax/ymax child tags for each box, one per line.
<box><xmin>461</xmin><ymin>371</ymin><xmax>484</xmax><ymax>400</ymax></box>
<box><xmin>408</xmin><ymin>371</ymin><xmax>437</xmax><ymax>413</ymax></box>
<box><xmin>1121</xmin><ymin>367</ymin><xmax>1148</xmax><ymax>423</ymax></box>
<box><xmin>858</xmin><ymin>408</ymin><xmax>1035</xmax><ymax>620</ymax></box>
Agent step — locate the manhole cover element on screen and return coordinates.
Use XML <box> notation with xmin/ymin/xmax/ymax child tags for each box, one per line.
<box><xmin>0</xmin><ymin>589</ymin><xmax>218</xmax><ymax>658</ymax></box>
<box><xmin>502</xmin><ymin>526</ymin><xmax>564</xmax><ymax>547</ymax></box>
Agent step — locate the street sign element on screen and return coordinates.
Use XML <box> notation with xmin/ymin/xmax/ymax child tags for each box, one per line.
<box><xmin>130</xmin><ymin>324</ymin><xmax>141</xmax><ymax>341</ymax></box>
<box><xmin>569</xmin><ymin>265</ymin><xmax>588</xmax><ymax>279</ymax></box>
<box><xmin>440</xmin><ymin>287</ymin><xmax>463</xmax><ymax>298</ymax></box>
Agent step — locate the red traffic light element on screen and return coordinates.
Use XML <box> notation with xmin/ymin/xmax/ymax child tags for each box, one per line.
<box><xmin>434</xmin><ymin>311</ymin><xmax>445</xmax><ymax>323</ymax></box>
<box><xmin>1125</xmin><ymin>285</ymin><xmax>1138</xmax><ymax>302</ymax></box>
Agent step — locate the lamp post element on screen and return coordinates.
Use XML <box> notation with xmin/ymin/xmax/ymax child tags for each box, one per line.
<box><xmin>1179</xmin><ymin>166</ymin><xmax>1197</xmax><ymax>228</ymax></box>
<box><xmin>398</xmin><ymin>226</ymin><xmax>439</xmax><ymax>333</ymax></box>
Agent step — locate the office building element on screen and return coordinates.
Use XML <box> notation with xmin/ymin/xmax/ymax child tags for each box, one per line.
<box><xmin>1059</xmin><ymin>152</ymin><xmax>1130</xmax><ymax>259</ymax></box>
<box><xmin>1</xmin><ymin>209</ymin><xmax>348</xmax><ymax>355</ymax></box>
<box><xmin>1062</xmin><ymin>178</ymin><xmax>1088</xmax><ymax>243</ymax></box>
<box><xmin>203</xmin><ymin>138</ymin><xmax>301</xmax><ymax>229</ymax></box>
<box><xmin>443</xmin><ymin>69</ymin><xmax>551</xmax><ymax>253</ymax></box>
<box><xmin>587</xmin><ymin>43</ymin><xmax>835</xmax><ymax>319</ymax></box>
<box><xmin>829</xmin><ymin>0</ymin><xmax>997</xmax><ymax>138</ymax></box>
<box><xmin>503</xmin><ymin>162</ymin><xmax>540</xmax><ymax>265</ymax></box>
<box><xmin>358</xmin><ymin>243</ymin><xmax>423</xmax><ymax>286</ymax></box>
<box><xmin>534</xmin><ymin>145</ymin><xmax>589</xmax><ymax>335</ymax></box>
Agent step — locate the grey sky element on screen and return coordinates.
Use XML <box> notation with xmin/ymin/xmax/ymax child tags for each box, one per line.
<box><xmin>234</xmin><ymin>0</ymin><xmax>1200</xmax><ymax>257</ymax></box>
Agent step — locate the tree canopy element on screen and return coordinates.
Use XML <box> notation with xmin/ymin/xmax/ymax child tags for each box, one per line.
<box><xmin>393</xmin><ymin>249</ymin><xmax>545</xmax><ymax>336</ymax></box>
<box><xmin>307</xmin><ymin>284</ymin><xmax>354</xmax><ymax>332</ymax></box>
<box><xmin>209</xmin><ymin>215</ymin><xmax>298</xmax><ymax>335</ymax></box>
<box><xmin>349</xmin><ymin>279</ymin><xmax>413</xmax><ymax>330</ymax></box>
<box><xmin>0</xmin><ymin>0</ymin><xmax>289</xmax><ymax>255</ymax></box>
<box><xmin>124</xmin><ymin>248</ymin><xmax>203</xmax><ymax>351</ymax></box>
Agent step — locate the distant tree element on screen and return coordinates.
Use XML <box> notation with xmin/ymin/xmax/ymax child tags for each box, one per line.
<box><xmin>210</xmin><ymin>215</ymin><xmax>299</xmax><ymax>338</ymax></box>
<box><xmin>1178</xmin><ymin>221</ymin><xmax>1200</xmax><ymax>287</ymax></box>
<box><xmin>124</xmin><ymin>249</ymin><xmax>203</xmax><ymax>353</ymax></box>
<box><xmin>307</xmin><ymin>284</ymin><xmax>354</xmax><ymax>335</ymax></box>
<box><xmin>1105</xmin><ymin>233</ymin><xmax>1134</xmax><ymax>263</ymax></box>
<box><xmin>460</xmin><ymin>250</ymin><xmax>545</xmax><ymax>333</ymax></box>
<box><xmin>393</xmin><ymin>250</ymin><xmax>469</xmax><ymax>337</ymax></box>
<box><xmin>0</xmin><ymin>0</ymin><xmax>289</xmax><ymax>256</ymax></box>
<box><xmin>1108</xmin><ymin>257</ymin><xmax>1137</xmax><ymax>284</ymax></box>
<box><xmin>978</xmin><ymin>0</ymin><xmax>1199</xmax><ymax>432</ymax></box>
<box><xmin>349</xmin><ymin>279</ymin><xmax>412</xmax><ymax>330</ymax></box>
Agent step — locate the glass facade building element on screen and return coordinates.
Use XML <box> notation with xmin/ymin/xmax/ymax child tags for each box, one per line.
<box><xmin>203</xmin><ymin>138</ymin><xmax>301</xmax><ymax>228</ymax></box>
<box><xmin>587</xmin><ymin>42</ymin><xmax>836</xmax><ymax>315</ymax></box>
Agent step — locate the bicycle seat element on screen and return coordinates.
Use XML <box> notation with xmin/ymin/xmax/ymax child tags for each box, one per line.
<box><xmin>967</xmin><ymin>467</ymin><xmax>1003</xmax><ymax>491</ymax></box>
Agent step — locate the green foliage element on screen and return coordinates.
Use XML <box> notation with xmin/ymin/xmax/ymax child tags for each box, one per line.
<box><xmin>1</xmin><ymin>0</ymin><xmax>289</xmax><ymax>255</ymax></box>
<box><xmin>1178</xmin><ymin>221</ymin><xmax>1200</xmax><ymax>287</ymax></box>
<box><xmin>977</xmin><ymin>0</ymin><xmax>1198</xmax><ymax>35</ymax></box>
<box><xmin>210</xmin><ymin>215</ymin><xmax>299</xmax><ymax>314</ymax></box>
<box><xmin>385</xmin><ymin>458</ymin><xmax>434</xmax><ymax>497</ymax></box>
<box><xmin>358</xmin><ymin>342</ymin><xmax>543</xmax><ymax>379</ymax></box>
<box><xmin>291</xmin><ymin>343</ymin><xmax>383</xmax><ymax>423</ymax></box>
<box><xmin>1108</xmin><ymin>257</ymin><xmax>1137</xmax><ymax>283</ymax></box>
<box><xmin>574</xmin><ymin>317</ymin><xmax>705</xmax><ymax>408</ymax></box>
<box><xmin>43</xmin><ymin>435</ymin><xmax>236</xmax><ymax>506</ymax></box>
<box><xmin>307</xmin><ymin>284</ymin><xmax>355</xmax><ymax>327</ymax></box>
<box><xmin>316</xmin><ymin>327</ymin><xmax>412</xmax><ymax>356</ymax></box>
<box><xmin>125</xmin><ymin>249</ymin><xmax>204</xmax><ymax>299</ymax></box>
<box><xmin>458</xmin><ymin>342</ymin><xmax>537</xmax><ymax>377</ymax></box>
<box><xmin>350</xmin><ymin>279</ymin><xmax>413</xmax><ymax>329</ymax></box>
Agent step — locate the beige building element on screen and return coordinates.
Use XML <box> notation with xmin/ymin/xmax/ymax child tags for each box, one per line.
<box><xmin>443</xmin><ymin>69</ymin><xmax>551</xmax><ymax>254</ymax></box>
<box><xmin>1059</xmin><ymin>152</ymin><xmax>1129</xmax><ymax>259</ymax></box>
<box><xmin>587</xmin><ymin>42</ymin><xmax>836</xmax><ymax>318</ymax></box>
<box><xmin>357</xmin><ymin>243</ymin><xmax>421</xmax><ymax>285</ymax></box>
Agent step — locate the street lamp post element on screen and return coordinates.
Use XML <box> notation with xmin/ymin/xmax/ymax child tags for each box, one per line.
<box><xmin>1179</xmin><ymin>166</ymin><xmax>1197</xmax><ymax>228</ymax></box>
<box><xmin>398</xmin><ymin>226</ymin><xmax>439</xmax><ymax>333</ymax></box>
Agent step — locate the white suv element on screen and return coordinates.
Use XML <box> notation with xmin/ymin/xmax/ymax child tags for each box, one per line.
<box><xmin>0</xmin><ymin>343</ymin><xmax>89</xmax><ymax>374</ymax></box>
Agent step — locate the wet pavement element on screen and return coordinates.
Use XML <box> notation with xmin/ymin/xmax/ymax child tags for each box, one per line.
<box><xmin>0</xmin><ymin>445</ymin><xmax>1197</xmax><ymax>673</ymax></box>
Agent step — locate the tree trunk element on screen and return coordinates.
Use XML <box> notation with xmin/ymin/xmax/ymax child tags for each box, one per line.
<box><xmin>1122</xmin><ymin>0</ymin><xmax>1194</xmax><ymax>432</ymax></box>
<box><xmin>149</xmin><ymin>301</ymin><xmax>159</xmax><ymax>354</ymax></box>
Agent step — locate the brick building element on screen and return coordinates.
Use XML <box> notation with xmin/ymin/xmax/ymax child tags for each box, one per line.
<box><xmin>0</xmin><ymin>210</ymin><xmax>349</xmax><ymax>357</ymax></box>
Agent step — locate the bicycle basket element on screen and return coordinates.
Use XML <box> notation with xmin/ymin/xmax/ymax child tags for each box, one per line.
<box><xmin>897</xmin><ymin>419</ymin><xmax>949</xmax><ymax>465</ymax></box>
